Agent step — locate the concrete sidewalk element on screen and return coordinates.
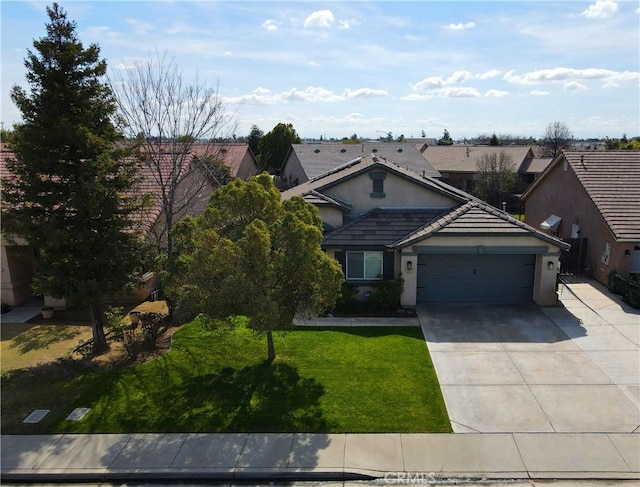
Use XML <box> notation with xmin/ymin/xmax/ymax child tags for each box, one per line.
<box><xmin>2</xmin><ymin>432</ymin><xmax>638</xmax><ymax>483</ymax></box>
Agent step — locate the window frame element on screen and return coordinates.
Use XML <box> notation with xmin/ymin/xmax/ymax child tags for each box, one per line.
<box><xmin>346</xmin><ymin>250</ymin><xmax>384</xmax><ymax>281</ymax></box>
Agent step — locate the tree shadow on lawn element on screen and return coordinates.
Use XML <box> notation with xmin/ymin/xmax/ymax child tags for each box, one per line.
<box><xmin>73</xmin><ymin>362</ymin><xmax>331</xmax><ymax>433</ymax></box>
<box><xmin>7</xmin><ymin>324</ymin><xmax>90</xmax><ymax>354</ymax></box>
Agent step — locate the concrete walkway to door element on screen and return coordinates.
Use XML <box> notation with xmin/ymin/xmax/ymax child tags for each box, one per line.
<box><xmin>417</xmin><ymin>277</ymin><xmax>639</xmax><ymax>434</ymax></box>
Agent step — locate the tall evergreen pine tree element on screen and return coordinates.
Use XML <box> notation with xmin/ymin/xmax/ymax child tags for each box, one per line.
<box><xmin>2</xmin><ymin>3</ymin><xmax>146</xmax><ymax>352</ymax></box>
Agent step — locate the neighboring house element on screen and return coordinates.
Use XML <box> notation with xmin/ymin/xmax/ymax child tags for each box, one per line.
<box><xmin>0</xmin><ymin>142</ymin><xmax>258</xmax><ymax>306</ymax></box>
<box><xmin>281</xmin><ymin>155</ymin><xmax>569</xmax><ymax>307</ymax></box>
<box><xmin>420</xmin><ymin>145</ymin><xmax>551</xmax><ymax>195</ymax></box>
<box><xmin>279</xmin><ymin>142</ymin><xmax>441</xmax><ymax>189</ymax></box>
<box><xmin>522</xmin><ymin>150</ymin><xmax>640</xmax><ymax>286</ymax></box>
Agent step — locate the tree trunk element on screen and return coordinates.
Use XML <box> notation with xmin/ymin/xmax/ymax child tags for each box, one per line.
<box><xmin>266</xmin><ymin>329</ymin><xmax>276</xmax><ymax>364</ymax></box>
<box><xmin>90</xmin><ymin>305</ymin><xmax>108</xmax><ymax>353</ymax></box>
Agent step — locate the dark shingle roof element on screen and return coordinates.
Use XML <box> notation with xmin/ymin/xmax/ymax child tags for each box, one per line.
<box><xmin>564</xmin><ymin>151</ymin><xmax>640</xmax><ymax>241</ymax></box>
<box><xmin>286</xmin><ymin>143</ymin><xmax>441</xmax><ymax>180</ymax></box>
<box><xmin>322</xmin><ymin>208</ymin><xmax>447</xmax><ymax>248</ymax></box>
<box><xmin>393</xmin><ymin>201</ymin><xmax>571</xmax><ymax>250</ymax></box>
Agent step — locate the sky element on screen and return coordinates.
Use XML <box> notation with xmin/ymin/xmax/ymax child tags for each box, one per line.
<box><xmin>1</xmin><ymin>0</ymin><xmax>639</xmax><ymax>141</ymax></box>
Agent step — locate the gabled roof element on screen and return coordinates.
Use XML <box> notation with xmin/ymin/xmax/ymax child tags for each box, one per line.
<box><xmin>281</xmin><ymin>155</ymin><xmax>468</xmax><ymax>204</ymax></box>
<box><xmin>519</xmin><ymin>157</ymin><xmax>553</xmax><ymax>174</ymax></box>
<box><xmin>393</xmin><ymin>201</ymin><xmax>571</xmax><ymax>250</ymax></box>
<box><xmin>322</xmin><ymin>208</ymin><xmax>447</xmax><ymax>248</ymax></box>
<box><xmin>422</xmin><ymin>145</ymin><xmax>535</xmax><ymax>173</ymax></box>
<box><xmin>189</xmin><ymin>143</ymin><xmax>257</xmax><ymax>178</ymax></box>
<box><xmin>301</xmin><ymin>190</ymin><xmax>352</xmax><ymax>211</ymax></box>
<box><xmin>284</xmin><ymin>142</ymin><xmax>441</xmax><ymax>180</ymax></box>
<box><xmin>524</xmin><ymin>150</ymin><xmax>640</xmax><ymax>241</ymax></box>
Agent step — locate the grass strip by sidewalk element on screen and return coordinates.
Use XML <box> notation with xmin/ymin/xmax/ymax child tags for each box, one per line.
<box><xmin>4</xmin><ymin>318</ymin><xmax>450</xmax><ymax>433</ymax></box>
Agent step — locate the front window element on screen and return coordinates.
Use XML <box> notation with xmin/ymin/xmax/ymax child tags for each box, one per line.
<box><xmin>346</xmin><ymin>251</ymin><xmax>383</xmax><ymax>280</ymax></box>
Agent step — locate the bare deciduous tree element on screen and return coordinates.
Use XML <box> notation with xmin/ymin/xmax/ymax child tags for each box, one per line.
<box><xmin>109</xmin><ymin>52</ymin><xmax>235</xmax><ymax>256</ymax></box>
<box><xmin>543</xmin><ymin>121</ymin><xmax>573</xmax><ymax>158</ymax></box>
<box><xmin>472</xmin><ymin>151</ymin><xmax>517</xmax><ymax>208</ymax></box>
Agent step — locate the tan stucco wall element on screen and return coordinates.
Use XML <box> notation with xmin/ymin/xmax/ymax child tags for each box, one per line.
<box><xmin>1</xmin><ymin>238</ymin><xmax>36</xmax><ymax>306</ymax></box>
<box><xmin>318</xmin><ymin>206</ymin><xmax>344</xmax><ymax>230</ymax></box>
<box><xmin>524</xmin><ymin>159</ymin><xmax>637</xmax><ymax>284</ymax></box>
<box><xmin>281</xmin><ymin>155</ymin><xmax>309</xmax><ymax>187</ymax></box>
<box><xmin>324</xmin><ymin>170</ymin><xmax>457</xmax><ymax>215</ymax></box>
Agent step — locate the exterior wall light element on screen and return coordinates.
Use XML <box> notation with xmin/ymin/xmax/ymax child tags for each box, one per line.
<box><xmin>406</xmin><ymin>260</ymin><xmax>413</xmax><ymax>272</ymax></box>
<box><xmin>547</xmin><ymin>261</ymin><xmax>554</xmax><ymax>271</ymax></box>
<box><xmin>624</xmin><ymin>249</ymin><xmax>631</xmax><ymax>257</ymax></box>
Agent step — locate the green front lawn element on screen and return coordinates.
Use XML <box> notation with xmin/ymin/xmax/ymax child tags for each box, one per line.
<box><xmin>3</xmin><ymin>318</ymin><xmax>450</xmax><ymax>433</ymax></box>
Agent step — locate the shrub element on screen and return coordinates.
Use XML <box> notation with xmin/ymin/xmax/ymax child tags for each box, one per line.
<box><xmin>371</xmin><ymin>276</ymin><xmax>404</xmax><ymax>311</ymax></box>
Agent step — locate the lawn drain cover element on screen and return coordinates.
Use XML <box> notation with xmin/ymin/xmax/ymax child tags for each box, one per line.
<box><xmin>66</xmin><ymin>407</ymin><xmax>91</xmax><ymax>421</ymax></box>
<box><xmin>23</xmin><ymin>409</ymin><xmax>50</xmax><ymax>423</ymax></box>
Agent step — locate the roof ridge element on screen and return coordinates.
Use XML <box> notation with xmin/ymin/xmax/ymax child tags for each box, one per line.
<box><xmin>308</xmin><ymin>156</ymin><xmax>363</xmax><ymax>182</ymax></box>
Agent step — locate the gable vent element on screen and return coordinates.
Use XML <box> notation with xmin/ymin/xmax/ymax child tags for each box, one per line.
<box><xmin>314</xmin><ymin>148</ymin><xmax>320</xmax><ymax>153</ymax></box>
<box><xmin>397</xmin><ymin>148</ymin><xmax>403</xmax><ymax>153</ymax></box>
<box><xmin>340</xmin><ymin>148</ymin><xmax>346</xmax><ymax>153</ymax></box>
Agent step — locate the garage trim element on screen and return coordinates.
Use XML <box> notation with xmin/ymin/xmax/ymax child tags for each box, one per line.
<box><xmin>413</xmin><ymin>245</ymin><xmax>549</xmax><ymax>255</ymax></box>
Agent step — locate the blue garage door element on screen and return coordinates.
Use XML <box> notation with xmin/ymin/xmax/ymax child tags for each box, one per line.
<box><xmin>417</xmin><ymin>254</ymin><xmax>534</xmax><ymax>303</ymax></box>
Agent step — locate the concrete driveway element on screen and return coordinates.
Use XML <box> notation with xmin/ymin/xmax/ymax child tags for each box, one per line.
<box><xmin>418</xmin><ymin>280</ymin><xmax>640</xmax><ymax>433</ymax></box>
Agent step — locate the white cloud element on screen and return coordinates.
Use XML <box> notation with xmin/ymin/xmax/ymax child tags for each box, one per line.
<box><xmin>224</xmin><ymin>86</ymin><xmax>386</xmax><ymax>105</ymax></box>
<box><xmin>564</xmin><ymin>81</ymin><xmax>588</xmax><ymax>91</ymax></box>
<box><xmin>484</xmin><ymin>89</ymin><xmax>509</xmax><ymax>98</ymax></box>
<box><xmin>262</xmin><ymin>19</ymin><xmax>278</xmax><ymax>31</ymax></box>
<box><xmin>504</xmin><ymin>67</ymin><xmax>639</xmax><ymax>85</ymax></box>
<box><xmin>530</xmin><ymin>90</ymin><xmax>550</xmax><ymax>96</ymax></box>
<box><xmin>126</xmin><ymin>18</ymin><xmax>153</xmax><ymax>35</ymax></box>
<box><xmin>411</xmin><ymin>70</ymin><xmax>501</xmax><ymax>91</ymax></box>
<box><xmin>478</xmin><ymin>70</ymin><xmax>501</xmax><ymax>79</ymax></box>
<box><xmin>434</xmin><ymin>87</ymin><xmax>482</xmax><ymax>98</ymax></box>
<box><xmin>343</xmin><ymin>88</ymin><xmax>388</xmax><ymax>99</ymax></box>
<box><xmin>447</xmin><ymin>71</ymin><xmax>472</xmax><ymax>83</ymax></box>
<box><xmin>400</xmin><ymin>93</ymin><xmax>434</xmax><ymax>101</ymax></box>
<box><xmin>411</xmin><ymin>76</ymin><xmax>445</xmax><ymax>90</ymax></box>
<box><xmin>444</xmin><ymin>22</ymin><xmax>476</xmax><ymax>31</ymax></box>
<box><xmin>304</xmin><ymin>10</ymin><xmax>335</xmax><ymax>29</ymax></box>
<box><xmin>582</xmin><ymin>1</ymin><xmax>619</xmax><ymax>19</ymax></box>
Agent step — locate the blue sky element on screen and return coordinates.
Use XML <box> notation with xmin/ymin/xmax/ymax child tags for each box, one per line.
<box><xmin>2</xmin><ymin>0</ymin><xmax>639</xmax><ymax>140</ymax></box>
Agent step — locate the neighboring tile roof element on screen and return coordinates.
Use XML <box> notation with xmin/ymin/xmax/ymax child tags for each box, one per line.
<box><xmin>393</xmin><ymin>201</ymin><xmax>571</xmax><ymax>250</ymax></box>
<box><xmin>285</xmin><ymin>142</ymin><xmax>441</xmax><ymax>180</ymax></box>
<box><xmin>422</xmin><ymin>145</ymin><xmax>535</xmax><ymax>173</ymax></box>
<box><xmin>282</xmin><ymin>155</ymin><xmax>468</xmax><ymax>204</ymax></box>
<box><xmin>322</xmin><ymin>208</ymin><xmax>447</xmax><ymax>248</ymax></box>
<box><xmin>519</xmin><ymin>157</ymin><xmax>553</xmax><ymax>174</ymax></box>
<box><xmin>565</xmin><ymin>151</ymin><xmax>640</xmax><ymax>241</ymax></box>
<box><xmin>189</xmin><ymin>143</ymin><xmax>256</xmax><ymax>178</ymax></box>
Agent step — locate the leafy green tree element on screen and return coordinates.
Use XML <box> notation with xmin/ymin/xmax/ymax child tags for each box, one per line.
<box><xmin>247</xmin><ymin>124</ymin><xmax>263</xmax><ymax>157</ymax></box>
<box><xmin>167</xmin><ymin>174</ymin><xmax>344</xmax><ymax>362</ymax></box>
<box><xmin>489</xmin><ymin>133</ymin><xmax>500</xmax><ymax>146</ymax></box>
<box><xmin>258</xmin><ymin>123</ymin><xmax>301</xmax><ymax>172</ymax></box>
<box><xmin>2</xmin><ymin>3</ymin><xmax>147</xmax><ymax>352</ymax></box>
<box><xmin>472</xmin><ymin>152</ymin><xmax>517</xmax><ymax>208</ymax></box>
<box><xmin>437</xmin><ymin>129</ymin><xmax>453</xmax><ymax>145</ymax></box>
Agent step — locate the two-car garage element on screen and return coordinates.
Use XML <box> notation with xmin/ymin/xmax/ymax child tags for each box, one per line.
<box><xmin>416</xmin><ymin>253</ymin><xmax>536</xmax><ymax>304</ymax></box>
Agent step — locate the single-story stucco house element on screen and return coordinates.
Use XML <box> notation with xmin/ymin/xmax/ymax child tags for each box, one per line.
<box><xmin>281</xmin><ymin>155</ymin><xmax>569</xmax><ymax>307</ymax></box>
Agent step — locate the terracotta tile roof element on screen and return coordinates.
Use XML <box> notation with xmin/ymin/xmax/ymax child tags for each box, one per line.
<box><xmin>189</xmin><ymin>143</ymin><xmax>256</xmax><ymax>178</ymax></box>
<box><xmin>422</xmin><ymin>145</ymin><xmax>535</xmax><ymax>173</ymax></box>
<box><xmin>393</xmin><ymin>201</ymin><xmax>570</xmax><ymax>250</ymax></box>
<box><xmin>564</xmin><ymin>151</ymin><xmax>640</xmax><ymax>241</ymax></box>
<box><xmin>285</xmin><ymin>142</ymin><xmax>441</xmax><ymax>180</ymax></box>
<box><xmin>322</xmin><ymin>208</ymin><xmax>447</xmax><ymax>248</ymax></box>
